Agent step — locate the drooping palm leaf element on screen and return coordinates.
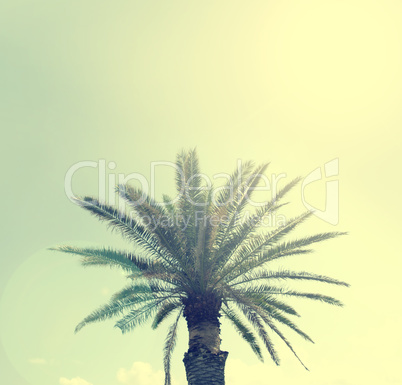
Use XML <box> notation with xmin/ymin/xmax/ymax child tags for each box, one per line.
<box><xmin>163</xmin><ymin>309</ymin><xmax>183</xmax><ymax>385</ymax></box>
<box><xmin>230</xmin><ymin>269</ymin><xmax>350</xmax><ymax>287</ymax></box>
<box><xmin>115</xmin><ymin>296</ymin><xmax>172</xmax><ymax>333</ymax></box>
<box><xmin>49</xmin><ymin>246</ymin><xmax>151</xmax><ymax>273</ymax></box>
<box><xmin>221</xmin><ymin>305</ymin><xmax>263</xmax><ymax>361</ymax></box>
<box><xmin>262</xmin><ymin>316</ymin><xmax>309</xmax><ymax>371</ymax></box>
<box><xmin>152</xmin><ymin>301</ymin><xmax>183</xmax><ymax>329</ymax></box>
<box><xmin>235</xmin><ymin>301</ymin><xmax>280</xmax><ymax>365</ymax></box>
<box><xmin>75</xmin><ymin>293</ymin><xmax>154</xmax><ymax>333</ymax></box>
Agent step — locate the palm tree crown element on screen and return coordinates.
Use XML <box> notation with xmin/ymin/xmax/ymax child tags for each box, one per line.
<box><xmin>52</xmin><ymin>149</ymin><xmax>348</xmax><ymax>385</ymax></box>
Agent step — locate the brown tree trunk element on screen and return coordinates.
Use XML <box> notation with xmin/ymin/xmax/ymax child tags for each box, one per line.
<box><xmin>183</xmin><ymin>343</ymin><xmax>228</xmax><ymax>385</ymax></box>
<box><xmin>182</xmin><ymin>293</ymin><xmax>228</xmax><ymax>385</ymax></box>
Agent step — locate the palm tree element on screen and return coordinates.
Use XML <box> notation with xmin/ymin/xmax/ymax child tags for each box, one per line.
<box><xmin>52</xmin><ymin>149</ymin><xmax>348</xmax><ymax>385</ymax></box>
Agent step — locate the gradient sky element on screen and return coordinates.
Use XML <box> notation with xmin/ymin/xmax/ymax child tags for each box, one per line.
<box><xmin>1</xmin><ymin>1</ymin><xmax>402</xmax><ymax>385</ymax></box>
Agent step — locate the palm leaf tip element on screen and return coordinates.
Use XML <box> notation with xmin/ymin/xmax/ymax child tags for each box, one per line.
<box><xmin>74</xmin><ymin>322</ymin><xmax>85</xmax><ymax>334</ymax></box>
<box><xmin>152</xmin><ymin>302</ymin><xmax>182</xmax><ymax>329</ymax></box>
<box><xmin>48</xmin><ymin>245</ymin><xmax>146</xmax><ymax>274</ymax></box>
<box><xmin>264</xmin><ymin>270</ymin><xmax>349</xmax><ymax>287</ymax></box>
<box><xmin>48</xmin><ymin>245</ymin><xmax>69</xmax><ymax>252</ymax></box>
<box><xmin>72</xmin><ymin>196</ymin><xmax>98</xmax><ymax>207</ymax></box>
<box><xmin>163</xmin><ymin>309</ymin><xmax>182</xmax><ymax>385</ymax></box>
<box><xmin>222</xmin><ymin>307</ymin><xmax>263</xmax><ymax>361</ymax></box>
<box><xmin>284</xmin><ymin>290</ymin><xmax>345</xmax><ymax>307</ymax></box>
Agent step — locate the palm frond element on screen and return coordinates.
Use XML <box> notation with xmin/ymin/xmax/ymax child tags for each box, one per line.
<box><xmin>163</xmin><ymin>309</ymin><xmax>183</xmax><ymax>385</ymax></box>
<box><xmin>212</xmin><ymin>163</ymin><xmax>270</xmax><ymax>252</ymax></box>
<box><xmin>75</xmin><ymin>293</ymin><xmax>154</xmax><ymax>333</ymax></box>
<box><xmin>206</xmin><ymin>160</ymin><xmax>255</xmax><ymax>252</ymax></box>
<box><xmin>278</xmin><ymin>290</ymin><xmax>344</xmax><ymax>306</ymax></box>
<box><xmin>250</xmin><ymin>294</ymin><xmax>300</xmax><ymax>317</ymax></box>
<box><xmin>72</xmin><ymin>197</ymin><xmax>182</xmax><ymax>270</ymax></box>
<box><xmin>233</xmin><ymin>290</ymin><xmax>310</xmax><ymax>369</ymax></box>
<box><xmin>117</xmin><ymin>184</ymin><xmax>187</xmax><ymax>265</ymax></box>
<box><xmin>223</xmin><ymin>177</ymin><xmax>302</xmax><ymax>248</ymax></box>
<box><xmin>230</xmin><ymin>269</ymin><xmax>350</xmax><ymax>287</ymax></box>
<box><xmin>262</xmin><ymin>232</ymin><xmax>348</xmax><ymax>264</ymax></box>
<box><xmin>225</xmin><ymin>286</ymin><xmax>280</xmax><ymax>364</ymax></box>
<box><xmin>209</xmin><ymin>178</ymin><xmax>302</xmax><ymax>277</ymax></box>
<box><xmin>152</xmin><ymin>301</ymin><xmax>183</xmax><ymax>329</ymax></box>
<box><xmin>261</xmin><ymin>306</ymin><xmax>313</xmax><ymax>343</ymax></box>
<box><xmin>223</xmin><ymin>232</ymin><xmax>346</xmax><ymax>284</ymax></box>
<box><xmin>192</xmin><ymin>188</ymin><xmax>215</xmax><ymax>291</ymax></box>
<box><xmin>115</xmin><ymin>297</ymin><xmax>171</xmax><ymax>333</ymax></box>
<box><xmin>244</xmin><ymin>285</ymin><xmax>344</xmax><ymax>306</ymax></box>
<box><xmin>162</xmin><ymin>194</ymin><xmax>178</xmax><ymax>220</ymax></box>
<box><xmin>209</xmin><ymin>160</ymin><xmax>255</xmax><ymax>212</ymax></box>
<box><xmin>236</xmin><ymin>302</ymin><xmax>280</xmax><ymax>365</ymax></box>
<box><xmin>175</xmin><ymin>149</ymin><xmax>206</xmax><ymax>250</ymax></box>
<box><xmin>221</xmin><ymin>306</ymin><xmax>263</xmax><ymax>361</ymax></box>
<box><xmin>49</xmin><ymin>246</ymin><xmax>151</xmax><ymax>273</ymax></box>
<box><xmin>226</xmin><ymin>287</ymin><xmax>313</xmax><ymax>340</ymax></box>
<box><xmin>111</xmin><ymin>282</ymin><xmax>174</xmax><ymax>302</ymax></box>
<box><xmin>214</xmin><ymin>212</ymin><xmax>313</xmax><ymax>286</ymax></box>
<box><xmin>263</xmin><ymin>317</ymin><xmax>309</xmax><ymax>371</ymax></box>
<box><xmin>175</xmin><ymin>148</ymin><xmax>202</xmax><ymax>198</ymax></box>
<box><xmin>125</xmin><ymin>268</ymin><xmax>194</xmax><ymax>297</ymax></box>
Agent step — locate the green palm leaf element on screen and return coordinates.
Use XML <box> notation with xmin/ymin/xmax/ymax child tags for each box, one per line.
<box><xmin>152</xmin><ymin>301</ymin><xmax>183</xmax><ymax>329</ymax></box>
<box><xmin>72</xmin><ymin>197</ymin><xmax>179</xmax><ymax>269</ymax></box>
<box><xmin>75</xmin><ymin>293</ymin><xmax>154</xmax><ymax>333</ymax></box>
<box><xmin>222</xmin><ymin>306</ymin><xmax>263</xmax><ymax>361</ymax></box>
<box><xmin>163</xmin><ymin>309</ymin><xmax>183</xmax><ymax>385</ymax></box>
<box><xmin>230</xmin><ymin>269</ymin><xmax>350</xmax><ymax>287</ymax></box>
<box><xmin>209</xmin><ymin>178</ymin><xmax>302</xmax><ymax>278</ymax></box>
<box><xmin>117</xmin><ymin>184</ymin><xmax>187</xmax><ymax>265</ymax></box>
<box><xmin>115</xmin><ymin>297</ymin><xmax>170</xmax><ymax>333</ymax></box>
<box><xmin>212</xmin><ymin>163</ymin><xmax>270</xmax><ymax>252</ymax></box>
<box><xmin>49</xmin><ymin>246</ymin><xmax>151</xmax><ymax>273</ymax></box>
<box><xmin>262</xmin><ymin>316</ymin><xmax>309</xmax><ymax>371</ymax></box>
<box><xmin>236</xmin><ymin>302</ymin><xmax>280</xmax><ymax>365</ymax></box>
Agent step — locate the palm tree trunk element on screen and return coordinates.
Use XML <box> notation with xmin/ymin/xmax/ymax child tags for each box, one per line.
<box><xmin>183</xmin><ymin>343</ymin><xmax>228</xmax><ymax>385</ymax></box>
<box><xmin>182</xmin><ymin>293</ymin><xmax>228</xmax><ymax>384</ymax></box>
<box><xmin>183</xmin><ymin>320</ymin><xmax>228</xmax><ymax>385</ymax></box>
